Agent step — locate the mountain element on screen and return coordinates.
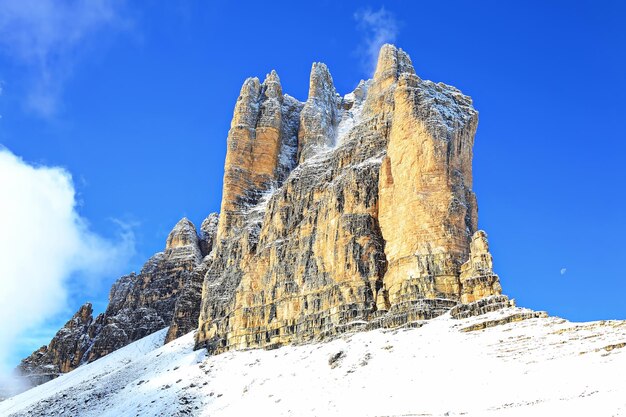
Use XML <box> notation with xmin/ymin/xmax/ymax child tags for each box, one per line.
<box><xmin>17</xmin><ymin>216</ymin><xmax>218</xmax><ymax>385</ymax></box>
<box><xmin>196</xmin><ymin>44</ymin><xmax>504</xmax><ymax>354</ymax></box>
<box><xmin>9</xmin><ymin>43</ymin><xmax>625</xmax><ymax>415</ymax></box>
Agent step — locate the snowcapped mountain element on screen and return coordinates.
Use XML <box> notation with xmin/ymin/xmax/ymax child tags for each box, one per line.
<box><xmin>10</xmin><ymin>43</ymin><xmax>625</xmax><ymax>416</ymax></box>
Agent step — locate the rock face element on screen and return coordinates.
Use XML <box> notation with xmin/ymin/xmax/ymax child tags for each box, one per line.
<box><xmin>18</xmin><ymin>43</ymin><xmax>507</xmax><ymax>388</ymax></box>
<box><xmin>195</xmin><ymin>44</ymin><xmax>504</xmax><ymax>354</ymax></box>
<box><xmin>298</xmin><ymin>62</ymin><xmax>339</xmax><ymax>162</ymax></box>
<box><xmin>18</xmin><ymin>215</ymin><xmax>219</xmax><ymax>384</ymax></box>
<box><xmin>18</xmin><ymin>303</ymin><xmax>94</xmax><ymax>386</ymax></box>
<box><xmin>459</xmin><ymin>231</ymin><xmax>503</xmax><ymax>304</ymax></box>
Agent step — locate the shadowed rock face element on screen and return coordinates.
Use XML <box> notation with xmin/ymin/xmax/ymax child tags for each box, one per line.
<box><xmin>18</xmin><ymin>303</ymin><xmax>94</xmax><ymax>386</ymax></box>
<box><xmin>18</xmin><ymin>214</ymin><xmax>219</xmax><ymax>384</ymax></box>
<box><xmin>195</xmin><ymin>44</ymin><xmax>503</xmax><ymax>354</ymax></box>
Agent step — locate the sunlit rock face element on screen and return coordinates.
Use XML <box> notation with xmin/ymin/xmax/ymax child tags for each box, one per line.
<box><xmin>18</xmin><ymin>43</ymin><xmax>505</xmax><ymax>387</ymax></box>
<box><xmin>195</xmin><ymin>44</ymin><xmax>503</xmax><ymax>353</ymax></box>
<box><xmin>459</xmin><ymin>231</ymin><xmax>503</xmax><ymax>304</ymax></box>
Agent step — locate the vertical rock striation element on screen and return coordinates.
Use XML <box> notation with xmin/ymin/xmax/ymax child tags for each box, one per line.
<box><xmin>18</xmin><ymin>43</ymin><xmax>508</xmax><ymax>388</ymax></box>
<box><xmin>377</xmin><ymin>45</ymin><xmax>479</xmax><ymax>313</ymax></box>
<box><xmin>195</xmin><ymin>44</ymin><xmax>503</xmax><ymax>353</ymax></box>
<box><xmin>297</xmin><ymin>62</ymin><xmax>339</xmax><ymax>163</ymax></box>
<box><xmin>196</xmin><ymin>71</ymin><xmax>303</xmax><ymax>351</ymax></box>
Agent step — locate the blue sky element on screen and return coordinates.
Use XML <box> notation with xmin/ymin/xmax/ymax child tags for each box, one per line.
<box><xmin>0</xmin><ymin>0</ymin><xmax>625</xmax><ymax>370</ymax></box>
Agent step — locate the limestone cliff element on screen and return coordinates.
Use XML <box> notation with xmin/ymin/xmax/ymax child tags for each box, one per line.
<box><xmin>18</xmin><ymin>43</ymin><xmax>507</xmax><ymax>388</ymax></box>
<box><xmin>18</xmin><ymin>215</ymin><xmax>219</xmax><ymax>384</ymax></box>
<box><xmin>195</xmin><ymin>44</ymin><xmax>504</xmax><ymax>353</ymax></box>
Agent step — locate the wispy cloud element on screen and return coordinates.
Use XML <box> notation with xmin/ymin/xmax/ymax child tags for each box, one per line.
<box><xmin>354</xmin><ymin>6</ymin><xmax>400</xmax><ymax>75</ymax></box>
<box><xmin>0</xmin><ymin>147</ymin><xmax>135</xmax><ymax>390</ymax></box>
<box><xmin>560</xmin><ymin>268</ymin><xmax>567</xmax><ymax>275</ymax></box>
<box><xmin>0</xmin><ymin>0</ymin><xmax>129</xmax><ymax>118</ymax></box>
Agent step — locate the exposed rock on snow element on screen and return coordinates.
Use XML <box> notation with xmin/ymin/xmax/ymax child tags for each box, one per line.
<box><xmin>4</xmin><ymin>309</ymin><xmax>626</xmax><ymax>416</ymax></box>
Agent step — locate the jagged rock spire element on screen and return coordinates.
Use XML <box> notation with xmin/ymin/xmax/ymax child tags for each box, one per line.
<box><xmin>217</xmin><ymin>70</ymin><xmax>299</xmax><ymax>241</ymax></box>
<box><xmin>460</xmin><ymin>231</ymin><xmax>503</xmax><ymax>303</ymax></box>
<box><xmin>362</xmin><ymin>44</ymin><xmax>416</xmax><ymax>117</ymax></box>
<box><xmin>199</xmin><ymin>212</ymin><xmax>219</xmax><ymax>257</ymax></box>
<box><xmin>165</xmin><ymin>217</ymin><xmax>199</xmax><ymax>250</ymax></box>
<box><xmin>373</xmin><ymin>44</ymin><xmax>415</xmax><ymax>82</ymax></box>
<box><xmin>297</xmin><ymin>62</ymin><xmax>339</xmax><ymax>163</ymax></box>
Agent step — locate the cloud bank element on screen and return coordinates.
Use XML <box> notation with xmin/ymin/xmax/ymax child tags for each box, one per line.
<box><xmin>0</xmin><ymin>0</ymin><xmax>128</xmax><ymax>117</ymax></box>
<box><xmin>354</xmin><ymin>7</ymin><xmax>400</xmax><ymax>75</ymax></box>
<box><xmin>0</xmin><ymin>148</ymin><xmax>134</xmax><ymax>390</ymax></box>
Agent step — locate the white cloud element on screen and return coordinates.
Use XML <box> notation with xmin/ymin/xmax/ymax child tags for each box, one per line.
<box><xmin>0</xmin><ymin>147</ymin><xmax>135</xmax><ymax>387</ymax></box>
<box><xmin>354</xmin><ymin>7</ymin><xmax>400</xmax><ymax>75</ymax></box>
<box><xmin>0</xmin><ymin>0</ymin><xmax>128</xmax><ymax>117</ymax></box>
<box><xmin>560</xmin><ymin>268</ymin><xmax>567</xmax><ymax>275</ymax></box>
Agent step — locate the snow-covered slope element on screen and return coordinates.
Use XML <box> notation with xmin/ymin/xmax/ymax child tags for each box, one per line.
<box><xmin>2</xmin><ymin>308</ymin><xmax>626</xmax><ymax>417</ymax></box>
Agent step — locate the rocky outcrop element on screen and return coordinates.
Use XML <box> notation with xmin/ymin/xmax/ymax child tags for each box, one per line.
<box><xmin>459</xmin><ymin>230</ymin><xmax>503</xmax><ymax>303</ymax></box>
<box><xmin>19</xmin><ymin>215</ymin><xmax>216</xmax><ymax>384</ymax></box>
<box><xmin>450</xmin><ymin>295</ymin><xmax>514</xmax><ymax>320</ymax></box>
<box><xmin>297</xmin><ymin>63</ymin><xmax>339</xmax><ymax>162</ymax></box>
<box><xmin>85</xmin><ymin>217</ymin><xmax>207</xmax><ymax>361</ymax></box>
<box><xmin>18</xmin><ymin>303</ymin><xmax>94</xmax><ymax>386</ymax></box>
<box><xmin>195</xmin><ymin>44</ymin><xmax>503</xmax><ymax>354</ymax></box>
<box><xmin>165</xmin><ymin>214</ymin><xmax>219</xmax><ymax>343</ymax></box>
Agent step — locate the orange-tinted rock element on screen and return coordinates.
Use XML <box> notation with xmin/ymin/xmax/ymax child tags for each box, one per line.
<box><xmin>377</xmin><ymin>46</ymin><xmax>479</xmax><ymax>307</ymax></box>
<box><xmin>459</xmin><ymin>231</ymin><xmax>503</xmax><ymax>303</ymax></box>
<box><xmin>195</xmin><ymin>44</ymin><xmax>499</xmax><ymax>354</ymax></box>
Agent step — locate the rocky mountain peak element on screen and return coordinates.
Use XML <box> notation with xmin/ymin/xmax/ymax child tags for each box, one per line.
<box><xmin>18</xmin><ymin>302</ymin><xmax>95</xmax><ymax>385</ymax></box>
<box><xmin>196</xmin><ymin>43</ymin><xmax>506</xmax><ymax>355</ymax></box>
<box><xmin>231</xmin><ymin>77</ymin><xmax>262</xmax><ymax>128</ymax></box>
<box><xmin>261</xmin><ymin>69</ymin><xmax>282</xmax><ymax>99</ymax></box>
<box><xmin>69</xmin><ymin>302</ymin><xmax>93</xmax><ymax>328</ymax></box>
<box><xmin>297</xmin><ymin>62</ymin><xmax>339</xmax><ymax>163</ymax></box>
<box><xmin>308</xmin><ymin>62</ymin><xmax>336</xmax><ymax>100</ymax></box>
<box><xmin>165</xmin><ymin>217</ymin><xmax>199</xmax><ymax>250</ymax></box>
<box><xmin>374</xmin><ymin>43</ymin><xmax>415</xmax><ymax>81</ymax></box>
<box><xmin>199</xmin><ymin>213</ymin><xmax>219</xmax><ymax>256</ymax></box>
<box><xmin>18</xmin><ymin>44</ymin><xmax>510</xmax><ymax>389</ymax></box>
